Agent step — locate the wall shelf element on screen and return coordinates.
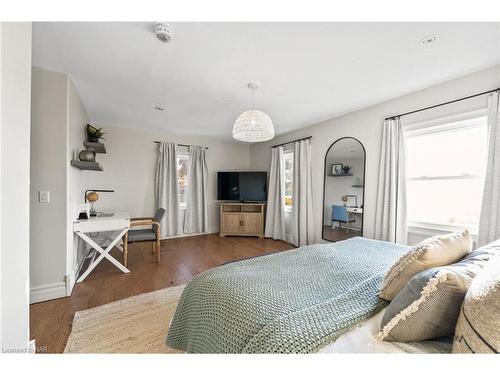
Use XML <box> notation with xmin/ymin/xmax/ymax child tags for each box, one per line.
<box><xmin>83</xmin><ymin>141</ymin><xmax>106</xmax><ymax>154</ymax></box>
<box><xmin>328</xmin><ymin>173</ymin><xmax>353</xmax><ymax>177</ymax></box>
<box><xmin>71</xmin><ymin>160</ymin><xmax>103</xmax><ymax>171</ymax></box>
<box><xmin>351</xmin><ymin>184</ymin><xmax>364</xmax><ymax>188</ymax></box>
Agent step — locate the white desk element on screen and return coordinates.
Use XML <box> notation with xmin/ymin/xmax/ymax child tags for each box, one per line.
<box><xmin>74</xmin><ymin>211</ymin><xmax>130</xmax><ymax>283</ymax></box>
<box><xmin>346</xmin><ymin>207</ymin><xmax>363</xmax><ymax>231</ymax></box>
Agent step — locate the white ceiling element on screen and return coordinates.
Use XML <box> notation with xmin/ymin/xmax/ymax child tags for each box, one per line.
<box><xmin>32</xmin><ymin>22</ymin><xmax>500</xmax><ymax>142</ymax></box>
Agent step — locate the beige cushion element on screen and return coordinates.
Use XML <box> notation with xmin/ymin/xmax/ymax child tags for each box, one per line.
<box><xmin>379</xmin><ymin>230</ymin><xmax>472</xmax><ymax>301</ymax></box>
<box><xmin>453</xmin><ymin>255</ymin><xmax>500</xmax><ymax>353</ymax></box>
<box><xmin>378</xmin><ymin>242</ymin><xmax>498</xmax><ymax>342</ymax></box>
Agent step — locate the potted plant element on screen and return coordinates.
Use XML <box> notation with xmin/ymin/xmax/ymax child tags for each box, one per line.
<box><xmin>86</xmin><ymin>124</ymin><xmax>105</xmax><ymax>143</ymax></box>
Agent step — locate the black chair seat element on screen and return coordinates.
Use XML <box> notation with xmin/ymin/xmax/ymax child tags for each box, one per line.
<box><xmin>123</xmin><ymin>208</ymin><xmax>165</xmax><ymax>267</ymax></box>
<box><xmin>127</xmin><ymin>229</ymin><xmax>157</xmax><ymax>242</ymax></box>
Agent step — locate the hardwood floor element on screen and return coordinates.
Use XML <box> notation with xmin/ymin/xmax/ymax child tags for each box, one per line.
<box><xmin>322</xmin><ymin>225</ymin><xmax>362</xmax><ymax>242</ymax></box>
<box><xmin>29</xmin><ymin>234</ymin><xmax>294</xmax><ymax>353</ymax></box>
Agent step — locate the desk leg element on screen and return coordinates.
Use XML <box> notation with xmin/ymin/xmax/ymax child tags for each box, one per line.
<box><xmin>76</xmin><ymin>228</ymin><xmax>129</xmax><ymax>282</ymax></box>
<box><xmin>102</xmin><ymin>232</ymin><xmax>124</xmax><ymax>253</ymax></box>
<box><xmin>123</xmin><ymin>231</ymin><xmax>128</xmax><ymax>268</ymax></box>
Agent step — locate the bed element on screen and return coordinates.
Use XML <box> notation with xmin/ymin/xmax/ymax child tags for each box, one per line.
<box><xmin>167</xmin><ymin>237</ymin><xmax>413</xmax><ymax>353</ymax></box>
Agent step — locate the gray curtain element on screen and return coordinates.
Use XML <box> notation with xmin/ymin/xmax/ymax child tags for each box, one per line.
<box><xmin>265</xmin><ymin>146</ymin><xmax>287</xmax><ymax>240</ymax></box>
<box><xmin>478</xmin><ymin>92</ymin><xmax>500</xmax><ymax>247</ymax></box>
<box><xmin>291</xmin><ymin>139</ymin><xmax>314</xmax><ymax>246</ymax></box>
<box><xmin>374</xmin><ymin>118</ymin><xmax>408</xmax><ymax>244</ymax></box>
<box><xmin>155</xmin><ymin>142</ymin><xmax>181</xmax><ymax>236</ymax></box>
<box><xmin>184</xmin><ymin>146</ymin><xmax>209</xmax><ymax>234</ymax></box>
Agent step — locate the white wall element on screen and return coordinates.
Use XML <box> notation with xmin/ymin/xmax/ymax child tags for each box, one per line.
<box><xmin>66</xmin><ymin>78</ymin><xmax>90</xmax><ymax>292</ymax></box>
<box><xmin>0</xmin><ymin>22</ymin><xmax>32</xmax><ymax>352</ymax></box>
<box><xmin>86</xmin><ymin>125</ymin><xmax>251</xmax><ymax>236</ymax></box>
<box><xmin>30</xmin><ymin>67</ymin><xmax>68</xmax><ymax>303</ymax></box>
<box><xmin>250</xmin><ymin>65</ymin><xmax>500</xmax><ymax>244</ymax></box>
<box><xmin>30</xmin><ymin>67</ymin><xmax>90</xmax><ymax>303</ymax></box>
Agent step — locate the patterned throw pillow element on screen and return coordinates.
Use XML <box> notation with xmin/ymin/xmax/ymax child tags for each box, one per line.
<box><xmin>453</xmin><ymin>255</ymin><xmax>500</xmax><ymax>353</ymax></box>
<box><xmin>379</xmin><ymin>230</ymin><xmax>472</xmax><ymax>301</ymax></box>
<box><xmin>378</xmin><ymin>240</ymin><xmax>499</xmax><ymax>342</ymax></box>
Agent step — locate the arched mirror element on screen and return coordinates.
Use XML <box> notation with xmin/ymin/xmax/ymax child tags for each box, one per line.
<box><xmin>322</xmin><ymin>137</ymin><xmax>366</xmax><ymax>242</ymax></box>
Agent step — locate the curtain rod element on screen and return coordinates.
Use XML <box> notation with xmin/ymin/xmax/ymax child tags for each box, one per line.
<box><xmin>153</xmin><ymin>141</ymin><xmax>208</xmax><ymax>149</ymax></box>
<box><xmin>271</xmin><ymin>136</ymin><xmax>312</xmax><ymax>148</ymax></box>
<box><xmin>385</xmin><ymin>88</ymin><xmax>500</xmax><ymax>121</ymax></box>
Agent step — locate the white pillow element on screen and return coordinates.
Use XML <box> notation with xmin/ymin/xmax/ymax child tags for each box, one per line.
<box><xmin>453</xmin><ymin>255</ymin><xmax>500</xmax><ymax>353</ymax></box>
<box><xmin>379</xmin><ymin>230</ymin><xmax>472</xmax><ymax>301</ymax></box>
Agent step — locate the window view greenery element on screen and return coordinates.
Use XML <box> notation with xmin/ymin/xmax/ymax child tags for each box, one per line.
<box><xmin>406</xmin><ymin>116</ymin><xmax>487</xmax><ymax>232</ymax></box>
<box><xmin>177</xmin><ymin>154</ymin><xmax>189</xmax><ymax>209</ymax></box>
<box><xmin>283</xmin><ymin>152</ymin><xmax>294</xmax><ymax>209</ymax></box>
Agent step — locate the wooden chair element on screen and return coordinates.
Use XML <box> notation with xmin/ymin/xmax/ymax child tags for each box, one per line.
<box><xmin>123</xmin><ymin>208</ymin><xmax>165</xmax><ymax>267</ymax></box>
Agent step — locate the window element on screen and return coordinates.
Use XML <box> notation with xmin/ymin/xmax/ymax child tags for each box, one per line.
<box><xmin>177</xmin><ymin>153</ymin><xmax>189</xmax><ymax>209</ymax></box>
<box><xmin>405</xmin><ymin>116</ymin><xmax>488</xmax><ymax>233</ymax></box>
<box><xmin>283</xmin><ymin>151</ymin><xmax>294</xmax><ymax>210</ymax></box>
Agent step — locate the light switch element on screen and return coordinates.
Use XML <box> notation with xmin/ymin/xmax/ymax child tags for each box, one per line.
<box><xmin>39</xmin><ymin>190</ymin><xmax>50</xmax><ymax>203</ymax></box>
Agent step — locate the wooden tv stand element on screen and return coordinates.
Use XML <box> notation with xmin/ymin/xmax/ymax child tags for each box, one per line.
<box><xmin>219</xmin><ymin>202</ymin><xmax>266</xmax><ymax>238</ymax></box>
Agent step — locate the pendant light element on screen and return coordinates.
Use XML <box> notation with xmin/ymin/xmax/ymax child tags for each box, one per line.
<box><xmin>232</xmin><ymin>82</ymin><xmax>275</xmax><ymax>142</ymax></box>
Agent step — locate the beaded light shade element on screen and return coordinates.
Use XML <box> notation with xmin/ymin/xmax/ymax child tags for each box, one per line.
<box><xmin>232</xmin><ymin>83</ymin><xmax>275</xmax><ymax>143</ymax></box>
<box><xmin>233</xmin><ymin>109</ymin><xmax>274</xmax><ymax>142</ymax></box>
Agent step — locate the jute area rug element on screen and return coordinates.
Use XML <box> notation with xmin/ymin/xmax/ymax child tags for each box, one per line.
<box><xmin>64</xmin><ymin>284</ymin><xmax>186</xmax><ymax>353</ymax></box>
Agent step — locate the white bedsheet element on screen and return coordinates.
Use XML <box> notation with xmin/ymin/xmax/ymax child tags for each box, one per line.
<box><xmin>318</xmin><ymin>308</ymin><xmax>453</xmax><ymax>353</ymax></box>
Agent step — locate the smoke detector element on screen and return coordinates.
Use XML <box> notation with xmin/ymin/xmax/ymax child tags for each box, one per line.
<box><xmin>154</xmin><ymin>23</ymin><xmax>173</xmax><ymax>43</ymax></box>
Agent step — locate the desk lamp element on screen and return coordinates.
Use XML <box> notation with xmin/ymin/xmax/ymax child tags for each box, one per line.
<box><xmin>84</xmin><ymin>189</ymin><xmax>114</xmax><ymax>216</ymax></box>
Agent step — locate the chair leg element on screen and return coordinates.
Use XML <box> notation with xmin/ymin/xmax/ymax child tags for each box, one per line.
<box><xmin>152</xmin><ymin>241</ymin><xmax>155</xmax><ymax>254</ymax></box>
<box><xmin>155</xmin><ymin>227</ymin><xmax>160</xmax><ymax>263</ymax></box>
<box><xmin>123</xmin><ymin>232</ymin><xmax>128</xmax><ymax>268</ymax></box>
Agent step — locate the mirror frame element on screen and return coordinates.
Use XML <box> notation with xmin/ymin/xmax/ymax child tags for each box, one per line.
<box><xmin>321</xmin><ymin>136</ymin><xmax>366</xmax><ymax>242</ymax></box>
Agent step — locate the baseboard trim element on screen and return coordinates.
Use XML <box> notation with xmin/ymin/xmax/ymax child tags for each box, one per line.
<box><xmin>160</xmin><ymin>227</ymin><xmax>219</xmax><ymax>241</ymax></box>
<box><xmin>66</xmin><ymin>272</ymin><xmax>76</xmax><ymax>297</ymax></box>
<box><xmin>30</xmin><ymin>282</ymin><xmax>67</xmax><ymax>304</ymax></box>
<box><xmin>29</xmin><ymin>340</ymin><xmax>36</xmax><ymax>353</ymax></box>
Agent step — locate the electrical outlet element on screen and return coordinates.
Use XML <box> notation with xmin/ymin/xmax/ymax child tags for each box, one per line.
<box><xmin>39</xmin><ymin>190</ymin><xmax>50</xmax><ymax>203</ymax></box>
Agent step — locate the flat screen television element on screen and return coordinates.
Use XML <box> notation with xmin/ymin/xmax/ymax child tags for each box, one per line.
<box><xmin>217</xmin><ymin>172</ymin><xmax>267</xmax><ymax>202</ymax></box>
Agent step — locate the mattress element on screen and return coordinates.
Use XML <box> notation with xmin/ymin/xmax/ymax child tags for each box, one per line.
<box><xmin>318</xmin><ymin>308</ymin><xmax>453</xmax><ymax>353</ymax></box>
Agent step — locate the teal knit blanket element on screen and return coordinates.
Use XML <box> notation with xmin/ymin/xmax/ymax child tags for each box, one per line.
<box><xmin>166</xmin><ymin>237</ymin><xmax>408</xmax><ymax>353</ymax></box>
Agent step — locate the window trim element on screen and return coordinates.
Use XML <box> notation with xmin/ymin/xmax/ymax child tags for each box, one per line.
<box><xmin>404</xmin><ymin>111</ymin><xmax>487</xmax><ymax>234</ymax></box>
<box><xmin>407</xmin><ymin>174</ymin><xmax>482</xmax><ymax>181</ymax></box>
<box><xmin>404</xmin><ymin>108</ymin><xmax>487</xmax><ymax>135</ymax></box>
<box><xmin>408</xmin><ymin>220</ymin><xmax>479</xmax><ymax>235</ymax></box>
<box><xmin>408</xmin><ymin>221</ymin><xmax>479</xmax><ymax>237</ymax></box>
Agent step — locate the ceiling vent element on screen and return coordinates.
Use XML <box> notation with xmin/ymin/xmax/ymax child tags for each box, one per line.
<box><xmin>420</xmin><ymin>35</ymin><xmax>437</xmax><ymax>45</ymax></box>
<box><xmin>154</xmin><ymin>23</ymin><xmax>173</xmax><ymax>43</ymax></box>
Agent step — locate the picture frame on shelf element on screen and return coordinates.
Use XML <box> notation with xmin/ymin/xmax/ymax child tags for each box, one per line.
<box><xmin>331</xmin><ymin>163</ymin><xmax>343</xmax><ymax>175</ymax></box>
